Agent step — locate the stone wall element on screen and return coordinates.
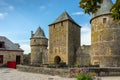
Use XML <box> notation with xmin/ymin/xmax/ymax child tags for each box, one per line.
<box><xmin>48</xmin><ymin>21</ymin><xmax>69</xmax><ymax>64</ymax></box>
<box><xmin>48</xmin><ymin>20</ymin><xmax>80</xmax><ymax>65</ymax></box>
<box><xmin>30</xmin><ymin>37</ymin><xmax>48</xmax><ymax>65</ymax></box>
<box><xmin>17</xmin><ymin>65</ymin><xmax>120</xmax><ymax>78</ymax></box>
<box><xmin>17</xmin><ymin>65</ymin><xmax>70</xmax><ymax>77</ymax></box>
<box><xmin>0</xmin><ymin>51</ymin><xmax>23</xmax><ymax>66</ymax></box>
<box><xmin>68</xmin><ymin>21</ymin><xmax>80</xmax><ymax>65</ymax></box>
<box><xmin>91</xmin><ymin>14</ymin><xmax>120</xmax><ymax>67</ymax></box>
<box><xmin>76</xmin><ymin>45</ymin><xmax>91</xmax><ymax>65</ymax></box>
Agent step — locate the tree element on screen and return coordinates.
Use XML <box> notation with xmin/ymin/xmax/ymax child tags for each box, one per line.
<box><xmin>79</xmin><ymin>0</ymin><xmax>120</xmax><ymax>22</ymax></box>
<box><xmin>111</xmin><ymin>0</ymin><xmax>120</xmax><ymax>22</ymax></box>
<box><xmin>79</xmin><ymin>0</ymin><xmax>103</xmax><ymax>14</ymax></box>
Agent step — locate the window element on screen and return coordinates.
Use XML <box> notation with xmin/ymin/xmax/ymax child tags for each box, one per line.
<box><xmin>103</xmin><ymin>18</ymin><xmax>107</xmax><ymax>24</ymax></box>
<box><xmin>0</xmin><ymin>55</ymin><xmax>3</xmax><ymax>64</ymax></box>
<box><xmin>0</xmin><ymin>42</ymin><xmax>5</xmax><ymax>48</ymax></box>
<box><xmin>61</xmin><ymin>22</ymin><xmax>63</xmax><ymax>26</ymax></box>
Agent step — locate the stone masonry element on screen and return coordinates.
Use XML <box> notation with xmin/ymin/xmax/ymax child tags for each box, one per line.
<box><xmin>48</xmin><ymin>11</ymin><xmax>81</xmax><ymax>65</ymax></box>
<box><xmin>0</xmin><ymin>36</ymin><xmax>23</xmax><ymax>66</ymax></box>
<box><xmin>91</xmin><ymin>0</ymin><xmax>120</xmax><ymax>67</ymax></box>
<box><xmin>30</xmin><ymin>27</ymin><xmax>48</xmax><ymax>65</ymax></box>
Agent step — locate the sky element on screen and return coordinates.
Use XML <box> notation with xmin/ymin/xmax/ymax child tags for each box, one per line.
<box><xmin>0</xmin><ymin>0</ymin><xmax>115</xmax><ymax>54</ymax></box>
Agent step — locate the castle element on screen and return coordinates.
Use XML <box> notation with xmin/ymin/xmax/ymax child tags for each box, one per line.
<box><xmin>30</xmin><ymin>0</ymin><xmax>120</xmax><ymax>67</ymax></box>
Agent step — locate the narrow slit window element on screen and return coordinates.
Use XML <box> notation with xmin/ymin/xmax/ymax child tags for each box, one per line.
<box><xmin>103</xmin><ymin>18</ymin><xmax>107</xmax><ymax>24</ymax></box>
<box><xmin>61</xmin><ymin>22</ymin><xmax>63</xmax><ymax>26</ymax></box>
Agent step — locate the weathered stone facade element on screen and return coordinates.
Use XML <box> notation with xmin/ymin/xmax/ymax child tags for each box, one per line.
<box><xmin>76</xmin><ymin>45</ymin><xmax>91</xmax><ymax>65</ymax></box>
<box><xmin>30</xmin><ymin>27</ymin><xmax>48</xmax><ymax>65</ymax></box>
<box><xmin>0</xmin><ymin>36</ymin><xmax>23</xmax><ymax>66</ymax></box>
<box><xmin>48</xmin><ymin>11</ymin><xmax>81</xmax><ymax>65</ymax></box>
<box><xmin>91</xmin><ymin>0</ymin><xmax>120</xmax><ymax>67</ymax></box>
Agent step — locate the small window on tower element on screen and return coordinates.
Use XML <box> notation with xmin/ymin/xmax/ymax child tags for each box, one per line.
<box><xmin>61</xmin><ymin>22</ymin><xmax>63</xmax><ymax>26</ymax></box>
<box><xmin>103</xmin><ymin>18</ymin><xmax>107</xmax><ymax>24</ymax></box>
<box><xmin>0</xmin><ymin>42</ymin><xmax>5</xmax><ymax>48</ymax></box>
<box><xmin>53</xmin><ymin>24</ymin><xmax>55</xmax><ymax>28</ymax></box>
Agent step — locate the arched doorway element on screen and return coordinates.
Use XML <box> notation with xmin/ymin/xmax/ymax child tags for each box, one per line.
<box><xmin>54</xmin><ymin>56</ymin><xmax>61</xmax><ymax>64</ymax></box>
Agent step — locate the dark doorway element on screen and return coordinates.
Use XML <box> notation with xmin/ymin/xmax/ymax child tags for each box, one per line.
<box><xmin>54</xmin><ymin>56</ymin><xmax>61</xmax><ymax>64</ymax></box>
<box><xmin>0</xmin><ymin>55</ymin><xmax>3</xmax><ymax>64</ymax></box>
<box><xmin>16</xmin><ymin>56</ymin><xmax>20</xmax><ymax>64</ymax></box>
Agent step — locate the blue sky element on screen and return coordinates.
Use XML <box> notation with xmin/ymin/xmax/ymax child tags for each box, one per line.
<box><xmin>0</xmin><ymin>0</ymin><xmax>115</xmax><ymax>54</ymax></box>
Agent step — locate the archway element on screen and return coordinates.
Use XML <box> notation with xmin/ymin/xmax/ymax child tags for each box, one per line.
<box><xmin>54</xmin><ymin>56</ymin><xmax>61</xmax><ymax>64</ymax></box>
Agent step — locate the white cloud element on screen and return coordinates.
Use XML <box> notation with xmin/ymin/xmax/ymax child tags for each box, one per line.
<box><xmin>0</xmin><ymin>0</ymin><xmax>14</xmax><ymax>11</ymax></box>
<box><xmin>81</xmin><ymin>23</ymin><xmax>91</xmax><ymax>33</ymax></box>
<box><xmin>40</xmin><ymin>6</ymin><xmax>46</xmax><ymax>10</ymax></box>
<box><xmin>81</xmin><ymin>23</ymin><xmax>91</xmax><ymax>45</ymax></box>
<box><xmin>8</xmin><ymin>5</ymin><xmax>14</xmax><ymax>11</ymax></box>
<box><xmin>20</xmin><ymin>44</ymin><xmax>30</xmax><ymax>54</ymax></box>
<box><xmin>0</xmin><ymin>12</ymin><xmax>8</xmax><ymax>20</ymax></box>
<box><xmin>72</xmin><ymin>12</ymin><xmax>84</xmax><ymax>15</ymax></box>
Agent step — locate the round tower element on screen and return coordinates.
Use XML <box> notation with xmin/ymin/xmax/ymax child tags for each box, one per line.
<box><xmin>30</xmin><ymin>27</ymin><xmax>48</xmax><ymax>65</ymax></box>
<box><xmin>91</xmin><ymin>0</ymin><xmax>120</xmax><ymax>67</ymax></box>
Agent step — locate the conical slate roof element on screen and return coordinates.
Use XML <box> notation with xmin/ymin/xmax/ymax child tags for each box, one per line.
<box><xmin>93</xmin><ymin>0</ymin><xmax>113</xmax><ymax>18</ymax></box>
<box><xmin>49</xmin><ymin>11</ymin><xmax>80</xmax><ymax>27</ymax></box>
<box><xmin>33</xmin><ymin>27</ymin><xmax>46</xmax><ymax>38</ymax></box>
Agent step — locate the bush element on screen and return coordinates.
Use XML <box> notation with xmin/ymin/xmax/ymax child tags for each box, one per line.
<box><xmin>76</xmin><ymin>73</ymin><xmax>92</xmax><ymax>80</ymax></box>
<box><xmin>74</xmin><ymin>63</ymin><xmax>81</xmax><ymax>67</ymax></box>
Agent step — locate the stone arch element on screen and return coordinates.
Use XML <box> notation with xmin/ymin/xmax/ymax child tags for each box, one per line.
<box><xmin>54</xmin><ymin>56</ymin><xmax>61</xmax><ymax>64</ymax></box>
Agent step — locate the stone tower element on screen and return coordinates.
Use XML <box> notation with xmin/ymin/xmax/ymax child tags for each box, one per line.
<box><xmin>30</xmin><ymin>27</ymin><xmax>48</xmax><ymax>65</ymax></box>
<box><xmin>48</xmin><ymin>11</ymin><xmax>81</xmax><ymax>65</ymax></box>
<box><xmin>91</xmin><ymin>0</ymin><xmax>120</xmax><ymax>67</ymax></box>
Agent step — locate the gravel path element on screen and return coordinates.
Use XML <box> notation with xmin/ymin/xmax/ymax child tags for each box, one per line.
<box><xmin>0</xmin><ymin>68</ymin><xmax>75</xmax><ymax>80</ymax></box>
<box><xmin>1</xmin><ymin>68</ymin><xmax>120</xmax><ymax>80</ymax></box>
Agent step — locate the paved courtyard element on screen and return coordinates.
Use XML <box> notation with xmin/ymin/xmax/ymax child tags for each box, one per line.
<box><xmin>0</xmin><ymin>68</ymin><xmax>75</xmax><ymax>80</ymax></box>
<box><xmin>0</xmin><ymin>68</ymin><xmax>120</xmax><ymax>80</ymax></box>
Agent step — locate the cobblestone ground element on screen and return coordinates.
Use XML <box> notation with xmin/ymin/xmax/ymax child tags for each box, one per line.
<box><xmin>1</xmin><ymin>68</ymin><xmax>120</xmax><ymax>80</ymax></box>
<box><xmin>0</xmin><ymin>68</ymin><xmax>75</xmax><ymax>80</ymax></box>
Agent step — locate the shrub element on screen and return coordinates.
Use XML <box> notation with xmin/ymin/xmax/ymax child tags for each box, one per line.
<box><xmin>74</xmin><ymin>63</ymin><xmax>81</xmax><ymax>67</ymax></box>
<box><xmin>76</xmin><ymin>73</ymin><xmax>92</xmax><ymax>80</ymax></box>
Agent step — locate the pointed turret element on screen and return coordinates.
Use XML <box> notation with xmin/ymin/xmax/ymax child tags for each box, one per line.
<box><xmin>30</xmin><ymin>26</ymin><xmax>48</xmax><ymax>65</ymax></box>
<box><xmin>93</xmin><ymin>0</ymin><xmax>113</xmax><ymax>18</ymax></box>
<box><xmin>33</xmin><ymin>27</ymin><xmax>46</xmax><ymax>38</ymax></box>
<box><xmin>49</xmin><ymin>11</ymin><xmax>80</xmax><ymax>27</ymax></box>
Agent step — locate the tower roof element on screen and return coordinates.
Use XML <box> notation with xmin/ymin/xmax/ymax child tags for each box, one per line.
<box><xmin>92</xmin><ymin>0</ymin><xmax>113</xmax><ymax>18</ymax></box>
<box><xmin>33</xmin><ymin>27</ymin><xmax>46</xmax><ymax>38</ymax></box>
<box><xmin>49</xmin><ymin>11</ymin><xmax>81</xmax><ymax>27</ymax></box>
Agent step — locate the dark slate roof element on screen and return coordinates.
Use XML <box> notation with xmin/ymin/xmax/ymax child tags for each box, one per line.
<box><xmin>33</xmin><ymin>27</ymin><xmax>46</xmax><ymax>38</ymax></box>
<box><xmin>0</xmin><ymin>36</ymin><xmax>23</xmax><ymax>51</ymax></box>
<box><xmin>92</xmin><ymin>0</ymin><xmax>113</xmax><ymax>18</ymax></box>
<box><xmin>49</xmin><ymin>11</ymin><xmax>81</xmax><ymax>27</ymax></box>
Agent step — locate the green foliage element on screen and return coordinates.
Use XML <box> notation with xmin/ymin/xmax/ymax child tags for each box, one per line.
<box><xmin>111</xmin><ymin>0</ymin><xmax>120</xmax><ymax>22</ymax></box>
<box><xmin>79</xmin><ymin>0</ymin><xmax>120</xmax><ymax>21</ymax></box>
<box><xmin>87</xmin><ymin>62</ymin><xmax>91</xmax><ymax>66</ymax></box>
<box><xmin>79</xmin><ymin>0</ymin><xmax>103</xmax><ymax>14</ymax></box>
<box><xmin>77</xmin><ymin>73</ymin><xmax>92</xmax><ymax>80</ymax></box>
<box><xmin>74</xmin><ymin>63</ymin><xmax>81</xmax><ymax>67</ymax></box>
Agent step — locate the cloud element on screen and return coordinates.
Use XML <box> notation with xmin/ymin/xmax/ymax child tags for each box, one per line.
<box><xmin>8</xmin><ymin>5</ymin><xmax>14</xmax><ymax>11</ymax></box>
<box><xmin>81</xmin><ymin>23</ymin><xmax>91</xmax><ymax>45</ymax></box>
<box><xmin>40</xmin><ymin>6</ymin><xmax>46</xmax><ymax>10</ymax></box>
<box><xmin>72</xmin><ymin>12</ymin><xmax>84</xmax><ymax>15</ymax></box>
<box><xmin>0</xmin><ymin>0</ymin><xmax>14</xmax><ymax>11</ymax></box>
<box><xmin>0</xmin><ymin>12</ymin><xmax>8</xmax><ymax>20</ymax></box>
<box><xmin>81</xmin><ymin>23</ymin><xmax>91</xmax><ymax>33</ymax></box>
<box><xmin>20</xmin><ymin>44</ymin><xmax>30</xmax><ymax>54</ymax></box>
